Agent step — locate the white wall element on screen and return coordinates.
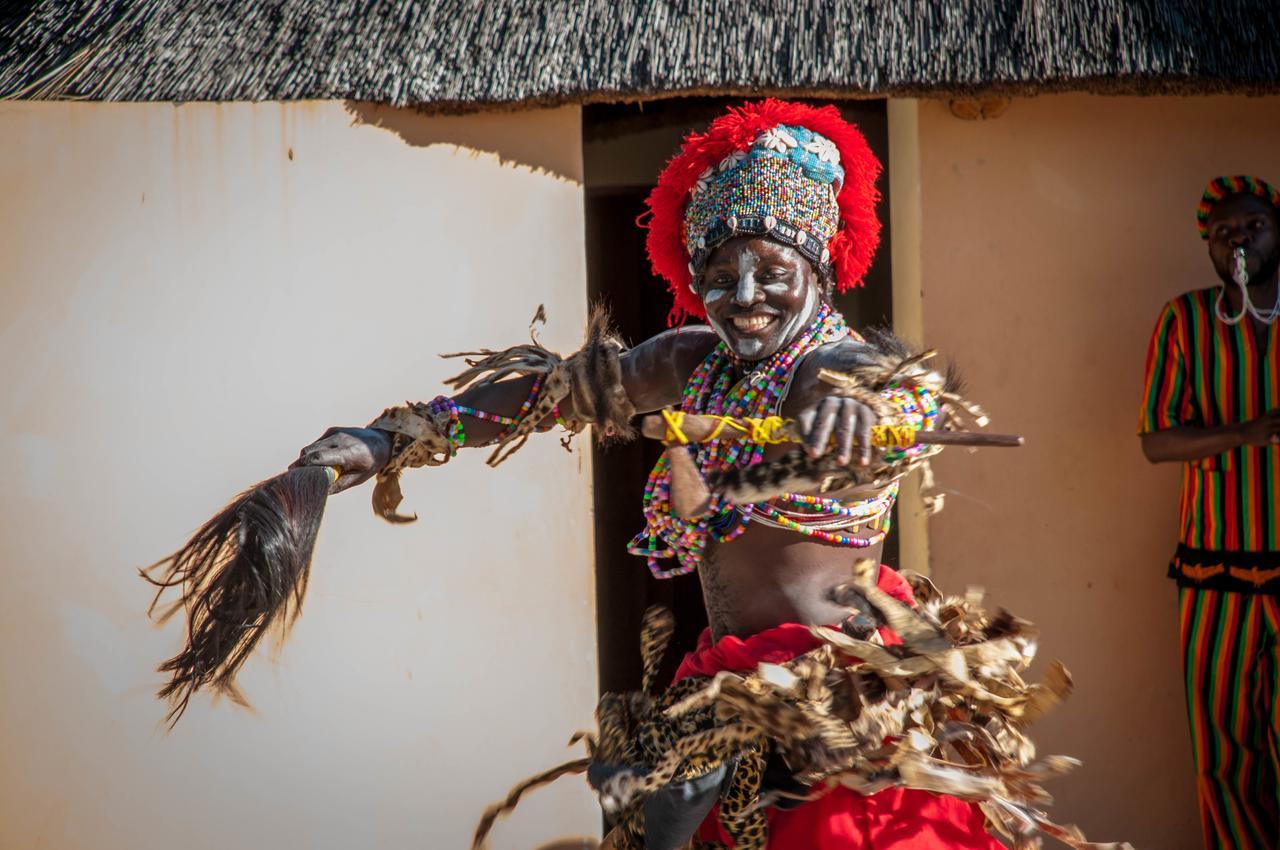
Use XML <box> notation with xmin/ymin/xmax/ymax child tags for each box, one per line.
<box><xmin>0</xmin><ymin>101</ymin><xmax>598</xmax><ymax>850</ymax></box>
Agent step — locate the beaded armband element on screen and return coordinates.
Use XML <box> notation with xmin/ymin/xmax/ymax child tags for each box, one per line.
<box><xmin>425</xmin><ymin>396</ymin><xmax>466</xmax><ymax>455</ymax></box>
<box><xmin>878</xmin><ymin>382</ymin><xmax>941</xmax><ymax>463</ymax></box>
<box><xmin>422</xmin><ymin>377</ymin><xmax>547</xmax><ymax>459</ymax></box>
<box><xmin>364</xmin><ymin>308</ymin><xmax>637</xmax><ymax>524</ymax></box>
<box><xmin>439</xmin><ymin>306</ymin><xmax>633</xmax><ymax>459</ymax></box>
<box><xmin>366</xmin><ymin>378</ymin><xmax>556</xmax><ymax>524</ymax></box>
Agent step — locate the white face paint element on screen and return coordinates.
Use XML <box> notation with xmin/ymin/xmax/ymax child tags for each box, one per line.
<box><xmin>701</xmin><ymin>252</ymin><xmax>768</xmax><ymax>309</ymax></box>
<box><xmin>705</xmin><ymin>312</ymin><xmax>760</xmax><ymax>358</ymax></box>
<box><xmin>774</xmin><ymin>282</ymin><xmax>817</xmax><ymax>352</ymax></box>
<box><xmin>733</xmin><ymin>252</ymin><xmax>760</xmax><ymax>306</ymax></box>
<box><xmin>701</xmin><ymin>239</ymin><xmax>821</xmax><ymax>361</ymax></box>
<box><xmin>703</xmin><ymin>250</ymin><xmax>765</xmax><ymax>357</ymax></box>
<box><xmin>730</xmin><ymin>330</ymin><xmax>765</xmax><ymax>359</ymax></box>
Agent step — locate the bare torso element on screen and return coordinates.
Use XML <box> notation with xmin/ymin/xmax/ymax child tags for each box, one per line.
<box><xmin>622</xmin><ymin>324</ymin><xmax>894</xmax><ymax>640</ymax></box>
<box><xmin>699</xmin><ymin>526</ymin><xmax>883</xmax><ymax>640</ymax></box>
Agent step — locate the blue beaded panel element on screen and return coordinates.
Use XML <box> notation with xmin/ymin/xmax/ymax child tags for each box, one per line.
<box><xmin>683</xmin><ymin>125</ymin><xmax>842</xmax><ymax>268</ymax></box>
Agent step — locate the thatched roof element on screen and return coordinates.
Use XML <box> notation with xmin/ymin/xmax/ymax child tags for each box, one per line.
<box><xmin>3</xmin><ymin>1</ymin><xmax>1279</xmax><ymax>108</ymax></box>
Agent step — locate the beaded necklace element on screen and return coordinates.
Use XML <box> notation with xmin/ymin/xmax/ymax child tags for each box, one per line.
<box><xmin>628</xmin><ymin>303</ymin><xmax>887</xmax><ymax>579</ymax></box>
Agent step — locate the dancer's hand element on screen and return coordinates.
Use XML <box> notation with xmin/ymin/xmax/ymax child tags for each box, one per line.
<box><xmin>1239</xmin><ymin>410</ymin><xmax>1280</xmax><ymax>447</ymax></box>
<box><xmin>293</xmin><ymin>427</ymin><xmax>392</xmax><ymax>493</ymax></box>
<box><xmin>641</xmin><ymin>763</ymin><xmax>728</xmax><ymax>850</ymax></box>
<box><xmin>795</xmin><ymin>396</ymin><xmax>880</xmax><ymax>467</ymax></box>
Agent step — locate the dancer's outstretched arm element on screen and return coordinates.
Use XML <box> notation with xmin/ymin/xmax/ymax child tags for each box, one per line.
<box><xmin>293</xmin><ymin>323</ymin><xmax>720</xmax><ymax>501</ymax></box>
<box><xmin>295</xmin><ymin>322</ymin><xmax>969</xmax><ymax>514</ymax></box>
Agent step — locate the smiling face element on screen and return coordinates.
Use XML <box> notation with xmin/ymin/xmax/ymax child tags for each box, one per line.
<box><xmin>1206</xmin><ymin>193</ymin><xmax>1280</xmax><ymax>287</ymax></box>
<box><xmin>697</xmin><ymin>237</ymin><xmax>823</xmax><ymax>361</ymax></box>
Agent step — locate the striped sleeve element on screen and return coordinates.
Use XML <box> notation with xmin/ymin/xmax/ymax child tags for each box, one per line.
<box><xmin>1138</xmin><ymin>299</ymin><xmax>1197</xmax><ymax>434</ymax></box>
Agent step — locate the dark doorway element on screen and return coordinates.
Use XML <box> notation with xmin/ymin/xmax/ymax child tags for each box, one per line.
<box><xmin>583</xmin><ymin>97</ymin><xmax>894</xmax><ymax>695</ymax></box>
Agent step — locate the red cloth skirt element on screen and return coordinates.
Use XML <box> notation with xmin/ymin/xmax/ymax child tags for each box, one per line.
<box><xmin>673</xmin><ymin>564</ymin><xmax>1004</xmax><ymax>850</ymax></box>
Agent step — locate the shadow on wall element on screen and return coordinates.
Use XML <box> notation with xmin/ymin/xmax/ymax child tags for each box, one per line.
<box><xmin>345</xmin><ymin>101</ymin><xmax>583</xmax><ymax>183</ymax></box>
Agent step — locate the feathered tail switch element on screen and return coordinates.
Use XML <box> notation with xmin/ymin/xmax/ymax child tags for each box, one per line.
<box><xmin>143</xmin><ymin>465</ymin><xmax>335</xmax><ymax>727</ymax></box>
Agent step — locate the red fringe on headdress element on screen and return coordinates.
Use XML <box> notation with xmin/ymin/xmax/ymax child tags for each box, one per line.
<box><xmin>644</xmin><ymin>99</ymin><xmax>883</xmax><ymax>325</ymax></box>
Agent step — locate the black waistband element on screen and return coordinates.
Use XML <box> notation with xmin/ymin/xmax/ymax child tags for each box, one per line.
<box><xmin>1168</xmin><ymin>543</ymin><xmax>1280</xmax><ymax>593</ymax></box>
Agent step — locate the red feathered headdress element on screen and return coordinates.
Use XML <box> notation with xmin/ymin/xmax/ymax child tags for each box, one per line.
<box><xmin>645</xmin><ymin>99</ymin><xmax>883</xmax><ymax>324</ymax></box>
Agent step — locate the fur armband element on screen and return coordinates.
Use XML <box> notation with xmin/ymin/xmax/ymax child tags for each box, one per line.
<box><xmin>562</xmin><ymin>309</ymin><xmax>637</xmax><ymax>441</ymax></box>
<box><xmin>367</xmin><ymin>307</ymin><xmax>637</xmax><ymax>523</ymax></box>
<box><xmin>442</xmin><ymin>306</ymin><xmax>636</xmax><ymax>460</ymax></box>
<box><xmin>366</xmin><ymin>401</ymin><xmax>454</xmax><ymax>523</ymax></box>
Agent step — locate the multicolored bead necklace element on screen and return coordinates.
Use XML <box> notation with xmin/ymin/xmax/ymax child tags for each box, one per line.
<box><xmin>751</xmin><ymin>484</ymin><xmax>898</xmax><ymax>537</ymax></box>
<box><xmin>627</xmin><ymin>303</ymin><xmax>900</xmax><ymax>579</ymax></box>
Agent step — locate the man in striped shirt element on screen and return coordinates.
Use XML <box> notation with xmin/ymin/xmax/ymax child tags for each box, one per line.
<box><xmin>1140</xmin><ymin>175</ymin><xmax>1280</xmax><ymax>850</ymax></box>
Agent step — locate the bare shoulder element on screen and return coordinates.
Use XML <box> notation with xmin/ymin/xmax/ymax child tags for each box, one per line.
<box><xmin>621</xmin><ymin>325</ymin><xmax>720</xmax><ymax>413</ymax></box>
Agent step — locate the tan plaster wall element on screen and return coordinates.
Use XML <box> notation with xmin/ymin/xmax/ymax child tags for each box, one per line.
<box><xmin>916</xmin><ymin>93</ymin><xmax>1280</xmax><ymax>848</ymax></box>
<box><xmin>0</xmin><ymin>102</ymin><xmax>597</xmax><ymax>850</ymax></box>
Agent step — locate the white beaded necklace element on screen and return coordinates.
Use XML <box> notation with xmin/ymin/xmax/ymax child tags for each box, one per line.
<box><xmin>1215</xmin><ymin>246</ymin><xmax>1280</xmax><ymax>325</ymax></box>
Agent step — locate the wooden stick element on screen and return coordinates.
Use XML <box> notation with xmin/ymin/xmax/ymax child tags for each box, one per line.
<box><xmin>640</xmin><ymin>414</ymin><xmax>1023</xmax><ymax>448</ymax></box>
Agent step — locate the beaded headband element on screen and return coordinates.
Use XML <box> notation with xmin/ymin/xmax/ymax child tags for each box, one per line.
<box><xmin>683</xmin><ymin>124</ymin><xmax>843</xmax><ymax>280</ymax></box>
<box><xmin>646</xmin><ymin>100</ymin><xmax>882</xmax><ymax>324</ymax></box>
<box><xmin>1197</xmin><ymin>174</ymin><xmax>1280</xmax><ymax>239</ymax></box>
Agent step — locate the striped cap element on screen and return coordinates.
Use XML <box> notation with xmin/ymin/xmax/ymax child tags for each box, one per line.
<box><xmin>1196</xmin><ymin>174</ymin><xmax>1280</xmax><ymax>239</ymax></box>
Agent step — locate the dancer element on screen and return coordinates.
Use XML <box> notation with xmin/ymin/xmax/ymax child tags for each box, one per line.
<box><xmin>288</xmin><ymin>101</ymin><xmax>1079</xmax><ymax>849</ymax></box>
